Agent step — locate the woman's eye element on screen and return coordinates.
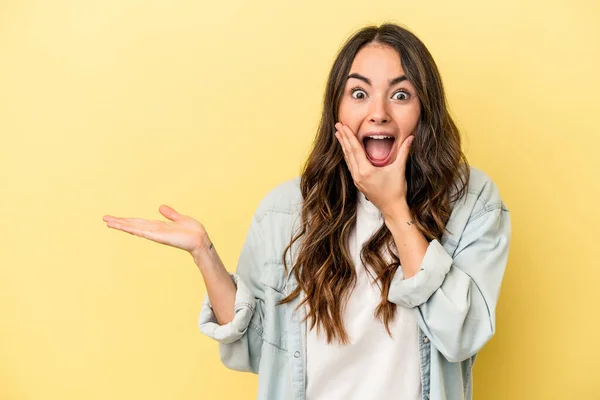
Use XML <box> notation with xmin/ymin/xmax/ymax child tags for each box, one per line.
<box><xmin>350</xmin><ymin>88</ymin><xmax>367</xmax><ymax>99</ymax></box>
<box><xmin>393</xmin><ymin>91</ymin><xmax>410</xmax><ymax>100</ymax></box>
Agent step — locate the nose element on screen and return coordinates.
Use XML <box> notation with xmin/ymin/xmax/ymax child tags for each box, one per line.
<box><xmin>368</xmin><ymin>97</ymin><xmax>391</xmax><ymax>124</ymax></box>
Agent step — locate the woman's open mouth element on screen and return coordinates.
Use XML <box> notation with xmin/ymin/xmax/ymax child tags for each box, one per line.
<box><xmin>363</xmin><ymin>136</ymin><xmax>395</xmax><ymax>167</ymax></box>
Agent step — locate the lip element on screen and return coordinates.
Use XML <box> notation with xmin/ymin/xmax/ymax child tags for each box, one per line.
<box><xmin>359</xmin><ymin>131</ymin><xmax>397</xmax><ymax>142</ymax></box>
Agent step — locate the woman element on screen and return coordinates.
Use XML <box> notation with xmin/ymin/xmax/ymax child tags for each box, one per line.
<box><xmin>103</xmin><ymin>23</ymin><xmax>511</xmax><ymax>400</ymax></box>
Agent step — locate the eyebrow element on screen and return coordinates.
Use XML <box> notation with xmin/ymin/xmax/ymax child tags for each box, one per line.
<box><xmin>347</xmin><ymin>73</ymin><xmax>407</xmax><ymax>87</ymax></box>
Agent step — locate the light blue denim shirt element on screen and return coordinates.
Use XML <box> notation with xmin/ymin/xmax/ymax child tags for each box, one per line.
<box><xmin>198</xmin><ymin>166</ymin><xmax>511</xmax><ymax>400</ymax></box>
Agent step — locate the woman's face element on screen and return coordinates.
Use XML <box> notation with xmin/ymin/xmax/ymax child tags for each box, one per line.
<box><xmin>338</xmin><ymin>43</ymin><xmax>421</xmax><ymax>167</ymax></box>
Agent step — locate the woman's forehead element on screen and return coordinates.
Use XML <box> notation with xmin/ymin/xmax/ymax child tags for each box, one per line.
<box><xmin>349</xmin><ymin>44</ymin><xmax>405</xmax><ymax>80</ymax></box>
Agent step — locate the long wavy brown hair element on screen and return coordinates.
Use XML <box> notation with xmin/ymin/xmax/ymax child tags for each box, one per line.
<box><xmin>279</xmin><ymin>23</ymin><xmax>470</xmax><ymax>345</ymax></box>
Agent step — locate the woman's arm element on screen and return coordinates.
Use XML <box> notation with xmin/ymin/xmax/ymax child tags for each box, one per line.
<box><xmin>386</xmin><ymin>185</ymin><xmax>511</xmax><ymax>363</ymax></box>
<box><xmin>192</xmin><ymin>242</ymin><xmax>236</xmax><ymax>325</ymax></box>
<box><xmin>198</xmin><ymin>212</ymin><xmax>266</xmax><ymax>373</ymax></box>
<box><xmin>382</xmin><ymin>198</ymin><xmax>429</xmax><ymax>280</ymax></box>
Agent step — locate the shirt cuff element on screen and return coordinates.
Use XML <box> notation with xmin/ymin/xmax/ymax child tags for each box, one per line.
<box><xmin>198</xmin><ymin>273</ymin><xmax>256</xmax><ymax>344</ymax></box>
<box><xmin>387</xmin><ymin>239</ymin><xmax>453</xmax><ymax>308</ymax></box>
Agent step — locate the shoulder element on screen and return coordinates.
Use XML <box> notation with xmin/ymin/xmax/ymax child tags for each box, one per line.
<box><xmin>253</xmin><ymin>176</ymin><xmax>303</xmax><ymax>222</ymax></box>
<box><xmin>446</xmin><ymin>166</ymin><xmax>509</xmax><ymax>241</ymax></box>
<box><xmin>463</xmin><ymin>166</ymin><xmax>508</xmax><ymax>214</ymax></box>
<box><xmin>441</xmin><ymin>166</ymin><xmax>510</xmax><ymax>248</ymax></box>
<box><xmin>250</xmin><ymin>177</ymin><xmax>303</xmax><ymax>264</ymax></box>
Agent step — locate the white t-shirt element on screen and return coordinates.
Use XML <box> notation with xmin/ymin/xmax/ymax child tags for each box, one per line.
<box><xmin>306</xmin><ymin>190</ymin><xmax>422</xmax><ymax>400</ymax></box>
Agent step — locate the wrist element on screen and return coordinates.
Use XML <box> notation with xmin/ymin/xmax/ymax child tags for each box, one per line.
<box><xmin>383</xmin><ymin>199</ymin><xmax>415</xmax><ymax>230</ymax></box>
<box><xmin>191</xmin><ymin>236</ymin><xmax>215</xmax><ymax>266</ymax></box>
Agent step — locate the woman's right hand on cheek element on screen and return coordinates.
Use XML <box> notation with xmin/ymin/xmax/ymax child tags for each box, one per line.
<box><xmin>102</xmin><ymin>204</ymin><xmax>211</xmax><ymax>256</ymax></box>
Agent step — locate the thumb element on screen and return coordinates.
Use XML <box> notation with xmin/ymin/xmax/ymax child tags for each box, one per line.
<box><xmin>392</xmin><ymin>135</ymin><xmax>414</xmax><ymax>168</ymax></box>
<box><xmin>159</xmin><ymin>205</ymin><xmax>184</xmax><ymax>222</ymax></box>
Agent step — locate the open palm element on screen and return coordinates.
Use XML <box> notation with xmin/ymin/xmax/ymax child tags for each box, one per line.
<box><xmin>102</xmin><ymin>205</ymin><xmax>208</xmax><ymax>254</ymax></box>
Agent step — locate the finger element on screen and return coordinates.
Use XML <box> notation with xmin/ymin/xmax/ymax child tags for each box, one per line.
<box><xmin>335</xmin><ymin>130</ymin><xmax>351</xmax><ymax>167</ymax></box>
<box><xmin>334</xmin><ymin>130</ymin><xmax>345</xmax><ymax>157</ymax></box>
<box><xmin>392</xmin><ymin>135</ymin><xmax>415</xmax><ymax>169</ymax></box>
<box><xmin>103</xmin><ymin>215</ymin><xmax>147</xmax><ymax>224</ymax></box>
<box><xmin>336</xmin><ymin>126</ymin><xmax>357</xmax><ymax>174</ymax></box>
<box><xmin>159</xmin><ymin>205</ymin><xmax>183</xmax><ymax>222</ymax></box>
<box><xmin>105</xmin><ymin>220</ymin><xmax>151</xmax><ymax>238</ymax></box>
<box><xmin>120</xmin><ymin>217</ymin><xmax>150</xmax><ymax>223</ymax></box>
<box><xmin>338</xmin><ymin>123</ymin><xmax>370</xmax><ymax>173</ymax></box>
<box><xmin>106</xmin><ymin>220</ymin><xmax>174</xmax><ymax>247</ymax></box>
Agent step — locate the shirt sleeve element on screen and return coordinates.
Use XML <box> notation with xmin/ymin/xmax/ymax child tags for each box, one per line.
<box><xmin>387</xmin><ymin>203</ymin><xmax>511</xmax><ymax>362</ymax></box>
<box><xmin>198</xmin><ymin>272</ymin><xmax>257</xmax><ymax>344</ymax></box>
<box><xmin>387</xmin><ymin>238</ymin><xmax>453</xmax><ymax>308</ymax></box>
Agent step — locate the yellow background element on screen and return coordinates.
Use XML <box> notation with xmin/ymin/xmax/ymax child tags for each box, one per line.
<box><xmin>1</xmin><ymin>0</ymin><xmax>598</xmax><ymax>399</ymax></box>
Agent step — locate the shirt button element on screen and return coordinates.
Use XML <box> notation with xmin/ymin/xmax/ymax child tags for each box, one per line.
<box><xmin>424</xmin><ymin>337</ymin><xmax>430</xmax><ymax>343</ymax></box>
<box><xmin>294</xmin><ymin>351</ymin><xmax>301</xmax><ymax>358</ymax></box>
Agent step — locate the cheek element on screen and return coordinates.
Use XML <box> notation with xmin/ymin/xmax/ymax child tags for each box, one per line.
<box><xmin>394</xmin><ymin>105</ymin><xmax>421</xmax><ymax>132</ymax></box>
<box><xmin>338</xmin><ymin>100</ymin><xmax>364</xmax><ymax>129</ymax></box>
